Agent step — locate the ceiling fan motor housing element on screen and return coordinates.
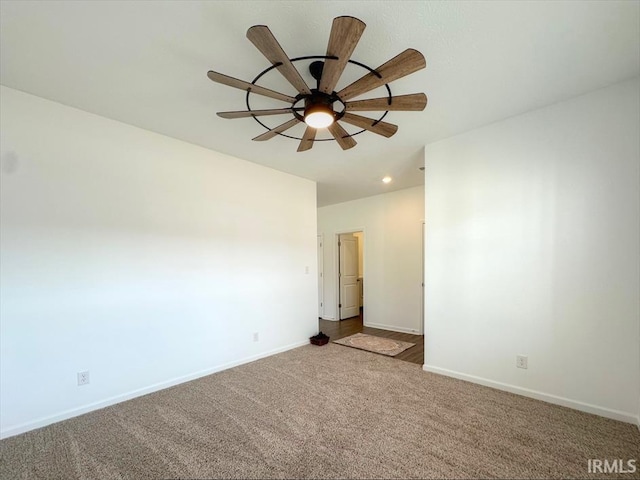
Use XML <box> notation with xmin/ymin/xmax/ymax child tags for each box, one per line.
<box><xmin>301</xmin><ymin>91</ymin><xmax>335</xmax><ymax>128</ymax></box>
<box><xmin>304</xmin><ymin>91</ymin><xmax>334</xmax><ymax>117</ymax></box>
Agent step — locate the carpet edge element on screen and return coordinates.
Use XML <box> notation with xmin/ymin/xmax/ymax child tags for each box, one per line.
<box><xmin>0</xmin><ymin>339</ymin><xmax>309</xmax><ymax>440</ymax></box>
<box><xmin>422</xmin><ymin>364</ymin><xmax>638</xmax><ymax>425</ymax></box>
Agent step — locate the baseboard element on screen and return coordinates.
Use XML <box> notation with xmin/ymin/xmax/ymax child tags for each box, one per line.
<box><xmin>0</xmin><ymin>339</ymin><xmax>309</xmax><ymax>440</ymax></box>
<box><xmin>422</xmin><ymin>364</ymin><xmax>637</xmax><ymax>425</ymax></box>
<box><xmin>365</xmin><ymin>321</ymin><xmax>422</xmax><ymax>335</ymax></box>
<box><xmin>321</xmin><ymin>316</ymin><xmax>337</xmax><ymax>321</ymax></box>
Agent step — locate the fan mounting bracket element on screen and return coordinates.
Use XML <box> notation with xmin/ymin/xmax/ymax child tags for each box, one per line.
<box><xmin>309</xmin><ymin>61</ymin><xmax>325</xmax><ymax>82</ymax></box>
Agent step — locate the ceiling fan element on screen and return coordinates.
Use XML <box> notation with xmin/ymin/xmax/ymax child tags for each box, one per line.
<box><xmin>207</xmin><ymin>16</ymin><xmax>427</xmax><ymax>152</ymax></box>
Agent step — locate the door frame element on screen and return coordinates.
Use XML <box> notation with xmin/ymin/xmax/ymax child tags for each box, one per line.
<box><xmin>317</xmin><ymin>234</ymin><xmax>324</xmax><ymax>319</ymax></box>
<box><xmin>421</xmin><ymin>220</ymin><xmax>425</xmax><ymax>335</ymax></box>
<box><xmin>334</xmin><ymin>227</ymin><xmax>366</xmax><ymax>322</ymax></box>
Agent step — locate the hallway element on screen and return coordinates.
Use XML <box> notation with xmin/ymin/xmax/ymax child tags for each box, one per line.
<box><xmin>319</xmin><ymin>311</ymin><xmax>424</xmax><ymax>365</ymax></box>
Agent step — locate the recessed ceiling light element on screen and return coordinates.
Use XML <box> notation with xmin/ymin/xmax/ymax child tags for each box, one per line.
<box><xmin>382</xmin><ymin>176</ymin><xmax>392</xmax><ymax>184</ymax></box>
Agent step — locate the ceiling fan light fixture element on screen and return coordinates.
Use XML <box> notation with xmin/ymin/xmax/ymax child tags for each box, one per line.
<box><xmin>304</xmin><ymin>103</ymin><xmax>334</xmax><ymax>129</ymax></box>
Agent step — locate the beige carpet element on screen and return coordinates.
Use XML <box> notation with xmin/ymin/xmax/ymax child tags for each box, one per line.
<box><xmin>334</xmin><ymin>332</ymin><xmax>415</xmax><ymax>356</ymax></box>
<box><xmin>1</xmin><ymin>344</ymin><xmax>639</xmax><ymax>479</ymax></box>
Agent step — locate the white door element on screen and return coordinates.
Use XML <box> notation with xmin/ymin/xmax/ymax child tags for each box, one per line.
<box><xmin>339</xmin><ymin>234</ymin><xmax>359</xmax><ymax>319</ymax></box>
<box><xmin>317</xmin><ymin>235</ymin><xmax>323</xmax><ymax>318</ymax></box>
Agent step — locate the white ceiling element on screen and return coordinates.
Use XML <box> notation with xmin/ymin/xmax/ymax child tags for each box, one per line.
<box><xmin>1</xmin><ymin>1</ymin><xmax>638</xmax><ymax>206</ymax></box>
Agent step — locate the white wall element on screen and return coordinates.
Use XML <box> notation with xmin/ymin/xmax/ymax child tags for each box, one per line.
<box><xmin>0</xmin><ymin>86</ymin><xmax>318</xmax><ymax>438</ymax></box>
<box><xmin>318</xmin><ymin>186</ymin><xmax>424</xmax><ymax>334</ymax></box>
<box><xmin>424</xmin><ymin>78</ymin><xmax>640</xmax><ymax>423</ymax></box>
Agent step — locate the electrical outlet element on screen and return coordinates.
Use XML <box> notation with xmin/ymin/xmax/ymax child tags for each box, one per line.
<box><xmin>77</xmin><ymin>371</ymin><xmax>90</xmax><ymax>386</ymax></box>
<box><xmin>516</xmin><ymin>355</ymin><xmax>528</xmax><ymax>369</ymax></box>
<box><xmin>253</xmin><ymin>332</ymin><xmax>259</xmax><ymax>342</ymax></box>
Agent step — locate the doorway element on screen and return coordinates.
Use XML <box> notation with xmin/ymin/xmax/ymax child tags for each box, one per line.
<box><xmin>337</xmin><ymin>231</ymin><xmax>364</xmax><ymax>320</ymax></box>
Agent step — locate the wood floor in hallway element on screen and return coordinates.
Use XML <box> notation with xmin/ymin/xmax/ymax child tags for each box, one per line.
<box><xmin>318</xmin><ymin>311</ymin><xmax>424</xmax><ymax>365</ymax></box>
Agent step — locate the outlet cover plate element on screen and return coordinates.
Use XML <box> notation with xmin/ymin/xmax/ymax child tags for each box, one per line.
<box><xmin>516</xmin><ymin>355</ymin><xmax>528</xmax><ymax>369</ymax></box>
<box><xmin>77</xmin><ymin>371</ymin><xmax>90</xmax><ymax>386</ymax></box>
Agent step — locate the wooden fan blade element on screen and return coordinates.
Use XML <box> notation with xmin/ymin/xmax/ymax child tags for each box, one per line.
<box><xmin>247</xmin><ymin>25</ymin><xmax>311</xmax><ymax>95</ymax></box>
<box><xmin>319</xmin><ymin>16</ymin><xmax>366</xmax><ymax>95</ymax></box>
<box><xmin>337</xmin><ymin>49</ymin><xmax>426</xmax><ymax>101</ymax></box>
<box><xmin>328</xmin><ymin>122</ymin><xmax>356</xmax><ymax>150</ymax></box>
<box><xmin>340</xmin><ymin>113</ymin><xmax>398</xmax><ymax>138</ymax></box>
<box><xmin>252</xmin><ymin>118</ymin><xmax>301</xmax><ymax>141</ymax></box>
<box><xmin>217</xmin><ymin>108</ymin><xmax>294</xmax><ymax>119</ymax></box>
<box><xmin>207</xmin><ymin>71</ymin><xmax>296</xmax><ymax>103</ymax></box>
<box><xmin>297</xmin><ymin>126</ymin><xmax>317</xmax><ymax>152</ymax></box>
<box><xmin>346</xmin><ymin>93</ymin><xmax>427</xmax><ymax>112</ymax></box>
